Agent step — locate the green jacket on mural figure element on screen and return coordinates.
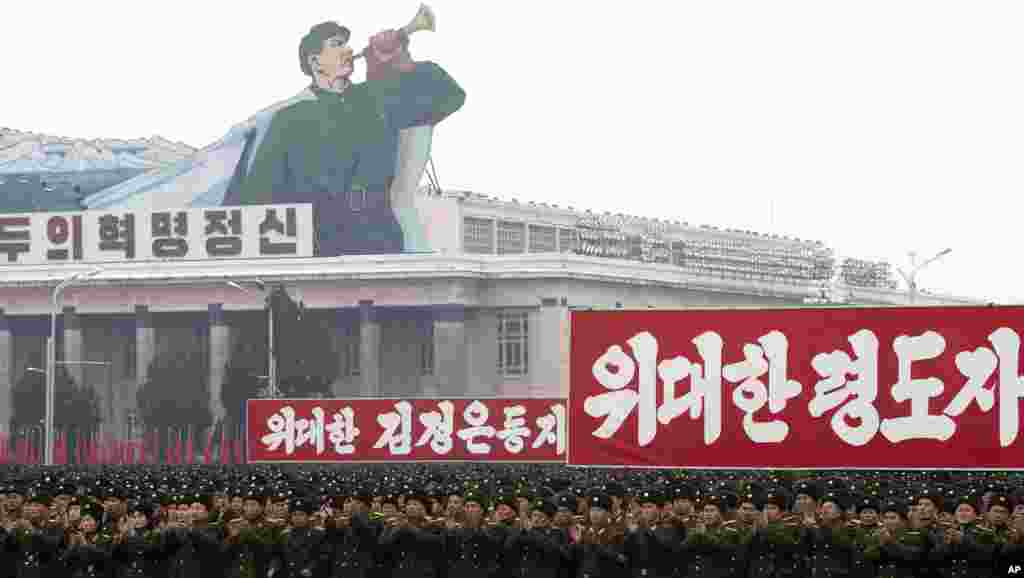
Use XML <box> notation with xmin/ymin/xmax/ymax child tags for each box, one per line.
<box><xmin>233</xmin><ymin>21</ymin><xmax>465</xmax><ymax>257</ymax></box>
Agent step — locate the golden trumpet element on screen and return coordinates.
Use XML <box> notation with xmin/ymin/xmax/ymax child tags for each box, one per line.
<box><xmin>354</xmin><ymin>3</ymin><xmax>436</xmax><ymax>60</ymax></box>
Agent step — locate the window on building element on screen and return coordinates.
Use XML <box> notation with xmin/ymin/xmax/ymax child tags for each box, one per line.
<box><xmin>497</xmin><ymin>312</ymin><xmax>529</xmax><ymax>377</ymax></box>
<box><xmin>497</xmin><ymin>221</ymin><xmax>525</xmax><ymax>254</ymax></box>
<box><xmin>340</xmin><ymin>323</ymin><xmax>361</xmax><ymax>377</ymax></box>
<box><xmin>463</xmin><ymin>217</ymin><xmax>494</xmax><ymax>254</ymax></box>
<box><xmin>529</xmin><ymin>225</ymin><xmax>557</xmax><ymax>252</ymax></box>
<box><xmin>559</xmin><ymin>228</ymin><xmax>579</xmax><ymax>253</ymax></box>
<box><xmin>418</xmin><ymin>318</ymin><xmax>435</xmax><ymax>376</ymax></box>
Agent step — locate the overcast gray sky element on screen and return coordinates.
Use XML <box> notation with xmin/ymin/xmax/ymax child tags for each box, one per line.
<box><xmin>2</xmin><ymin>1</ymin><xmax>1021</xmax><ymax>303</ymax></box>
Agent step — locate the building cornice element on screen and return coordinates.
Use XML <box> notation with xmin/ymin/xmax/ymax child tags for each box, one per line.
<box><xmin>0</xmin><ymin>253</ymin><xmax>980</xmax><ymax>305</ymax></box>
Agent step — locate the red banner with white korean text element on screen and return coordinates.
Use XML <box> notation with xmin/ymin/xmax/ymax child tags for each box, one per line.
<box><xmin>568</xmin><ymin>306</ymin><xmax>1024</xmax><ymax>470</ymax></box>
<box><xmin>246</xmin><ymin>397</ymin><xmax>567</xmax><ymax>463</ymax></box>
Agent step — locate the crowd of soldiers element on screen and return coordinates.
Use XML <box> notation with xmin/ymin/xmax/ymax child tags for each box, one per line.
<box><xmin>0</xmin><ymin>464</ymin><xmax>1023</xmax><ymax>578</ymax></box>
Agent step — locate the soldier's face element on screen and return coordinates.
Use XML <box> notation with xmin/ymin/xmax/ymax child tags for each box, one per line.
<box><xmin>531</xmin><ymin>511</ymin><xmax>551</xmax><ymax>529</ymax></box>
<box><xmin>764</xmin><ymin>504</ymin><xmax>782</xmax><ymax>522</ymax></box>
<box><xmin>860</xmin><ymin>509</ymin><xmax>879</xmax><ymax>525</ymax></box>
<box><xmin>674</xmin><ymin>499</ymin><xmax>693</xmax><ymax>515</ymax></box>
<box><xmin>916</xmin><ymin>499</ymin><xmax>937</xmax><ymax>520</ymax></box>
<box><xmin>589</xmin><ymin>506</ymin><xmax>609</xmax><ymax>526</ymax></box>
<box><xmin>819</xmin><ymin>501</ymin><xmax>841</xmax><ymax>523</ymax></box>
<box><xmin>464</xmin><ymin>501</ymin><xmax>483</xmax><ymax>523</ymax></box>
<box><xmin>230</xmin><ymin>498</ymin><xmax>243</xmax><ymax>513</ymax></box>
<box><xmin>243</xmin><ymin>500</ymin><xmax>262</xmax><ymax>520</ymax></box>
<box><xmin>213</xmin><ymin>496</ymin><xmax>228</xmax><ymax>511</ymax></box>
<box><xmin>314</xmin><ymin>35</ymin><xmax>354</xmax><ymax>81</ymax></box>
<box><xmin>988</xmin><ymin>505</ymin><xmax>1010</xmax><ymax>525</ymax></box>
<box><xmin>554</xmin><ymin>509</ymin><xmax>573</xmax><ymax>527</ymax></box>
<box><xmin>495</xmin><ymin>504</ymin><xmax>516</xmax><ymax>522</ymax></box>
<box><xmin>79</xmin><ymin>515</ymin><xmax>97</xmax><ymax>534</ymax></box>
<box><xmin>640</xmin><ymin>503</ymin><xmax>660</xmax><ymax>524</ymax></box>
<box><xmin>404</xmin><ymin>499</ymin><xmax>425</xmax><ymax>519</ymax></box>
<box><xmin>738</xmin><ymin>503</ymin><xmax>758</xmax><ymax>523</ymax></box>
<box><xmin>1014</xmin><ymin>504</ymin><xmax>1024</xmax><ymax>516</ymax></box>
<box><xmin>190</xmin><ymin>503</ymin><xmax>209</xmax><ymax>523</ymax></box>
<box><xmin>291</xmin><ymin>511</ymin><xmax>309</xmax><ymax>528</ymax></box>
<box><xmin>701</xmin><ymin>505</ymin><xmax>722</xmax><ymax>526</ymax></box>
<box><xmin>381</xmin><ymin>503</ymin><xmax>397</xmax><ymax>516</ymax></box>
<box><xmin>882</xmin><ymin>512</ymin><xmax>904</xmax><ymax>531</ymax></box>
<box><xmin>795</xmin><ymin>495</ymin><xmax>816</xmax><ymax>513</ymax></box>
<box><xmin>954</xmin><ymin>505</ymin><xmax>977</xmax><ymax>525</ymax></box>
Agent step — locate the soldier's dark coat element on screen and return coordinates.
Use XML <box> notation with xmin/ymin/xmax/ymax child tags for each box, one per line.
<box><xmin>744</xmin><ymin>523</ymin><xmax>807</xmax><ymax>578</ymax></box>
<box><xmin>322</xmin><ymin>513</ymin><xmax>380</xmax><ymax>578</ymax></box>
<box><xmin>505</xmin><ymin>526</ymin><xmax>573</xmax><ymax>578</ymax></box>
<box><xmin>378</xmin><ymin>523</ymin><xmax>446</xmax><ymax>578</ymax></box>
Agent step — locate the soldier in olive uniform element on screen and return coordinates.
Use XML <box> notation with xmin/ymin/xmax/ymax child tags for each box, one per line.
<box><xmin>378</xmin><ymin>488</ymin><xmax>446</xmax><ymax>578</ymax></box>
<box><xmin>623</xmin><ymin>486</ymin><xmax>681</xmax><ymax>578</ymax></box>
<box><xmin>111</xmin><ymin>500</ymin><xmax>180</xmax><ymax>578</ymax></box>
<box><xmin>505</xmin><ymin>497</ymin><xmax>572</xmax><ymax>578</ymax></box>
<box><xmin>863</xmin><ymin>501</ymin><xmax>925</xmax><ymax>578</ymax></box>
<box><xmin>745</xmin><ymin>488</ymin><xmax>806</xmax><ymax>578</ymax></box>
<box><xmin>276</xmin><ymin>495</ymin><xmax>326</xmax><ymax>578</ymax></box>
<box><xmin>805</xmin><ymin>491</ymin><xmax>858</xmax><ymax>578</ymax></box>
<box><xmin>681</xmin><ymin>493</ymin><xmax>745</xmax><ymax>578</ymax></box>
<box><xmin>445</xmin><ymin>488</ymin><xmax>510</xmax><ymax>577</ymax></box>
<box><xmin>220</xmin><ymin>487</ymin><xmax>283</xmax><ymax>578</ymax></box>
<box><xmin>8</xmin><ymin>488</ymin><xmax>66</xmax><ymax>578</ymax></box>
<box><xmin>569</xmin><ymin>491</ymin><xmax>627</xmax><ymax>578</ymax></box>
<box><xmin>323</xmin><ymin>487</ymin><xmax>380</xmax><ymax>578</ymax></box>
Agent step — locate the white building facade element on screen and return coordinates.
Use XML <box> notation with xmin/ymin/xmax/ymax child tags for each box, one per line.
<box><xmin>0</xmin><ymin>190</ymin><xmax>977</xmax><ymax>438</ymax></box>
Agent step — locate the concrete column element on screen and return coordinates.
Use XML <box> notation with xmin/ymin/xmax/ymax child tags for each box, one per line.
<box><xmin>208</xmin><ymin>304</ymin><xmax>228</xmax><ymax>422</ymax></box>
<box><xmin>535</xmin><ymin>298</ymin><xmax>568</xmax><ymax>397</ymax></box>
<box><xmin>433</xmin><ymin>305</ymin><xmax>467</xmax><ymax>396</ymax></box>
<box><xmin>62</xmin><ymin>306</ymin><xmax>84</xmax><ymax>386</ymax></box>
<box><xmin>0</xmin><ymin>310</ymin><xmax>11</xmax><ymax>432</ymax></box>
<box><xmin>135</xmin><ymin>306</ymin><xmax>155</xmax><ymax>392</ymax></box>
<box><xmin>358</xmin><ymin>300</ymin><xmax>380</xmax><ymax>397</ymax></box>
<box><xmin>418</xmin><ymin>315</ymin><xmax>439</xmax><ymax>397</ymax></box>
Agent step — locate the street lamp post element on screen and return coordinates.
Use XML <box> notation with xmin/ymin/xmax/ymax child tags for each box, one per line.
<box><xmin>45</xmin><ymin>268</ymin><xmax>103</xmax><ymax>466</ymax></box>
<box><xmin>225</xmin><ymin>280</ymin><xmax>279</xmax><ymax>398</ymax></box>
<box><xmin>896</xmin><ymin>249</ymin><xmax>952</xmax><ymax>304</ymax></box>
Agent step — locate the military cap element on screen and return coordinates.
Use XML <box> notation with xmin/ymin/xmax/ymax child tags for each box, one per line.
<box><xmin>588</xmin><ymin>493</ymin><xmax>613</xmax><ymax>512</ymax></box>
<box><xmin>127</xmin><ymin>501</ymin><xmax>157</xmax><ymax>518</ymax></box>
<box><xmin>988</xmin><ymin>493</ymin><xmax>1012</xmax><ymax>512</ymax></box>
<box><xmin>636</xmin><ymin>487</ymin><xmax>667</xmax><ymax>506</ymax></box>
<box><xmin>25</xmin><ymin>486</ymin><xmax>52</xmax><ymax>506</ymax></box>
<box><xmin>669</xmin><ymin>483</ymin><xmax>697</xmax><ymax>501</ymax></box>
<box><xmin>793</xmin><ymin>480</ymin><xmax>820</xmax><ymax>501</ymax></box>
<box><xmin>242</xmin><ymin>486</ymin><xmax>267</xmax><ymax>502</ymax></box>
<box><xmin>701</xmin><ymin>492</ymin><xmax>737</xmax><ymax>511</ymax></box>
<box><xmin>533</xmin><ymin>498</ymin><xmax>558</xmax><ymax>518</ymax></box>
<box><xmin>761</xmin><ymin>488</ymin><xmax>791</xmax><ymax>511</ymax></box>
<box><xmin>291</xmin><ymin>496</ymin><xmax>316</xmax><ymax>514</ymax></box>
<box><xmin>854</xmin><ymin>495</ymin><xmax>880</xmax><ymax>514</ymax></box>
<box><xmin>881</xmin><ymin>500</ymin><xmax>908</xmax><ymax>519</ymax></box>
<box><xmin>492</xmin><ymin>488</ymin><xmax>519</xmax><ymax>510</ymax></box>
<box><xmin>819</xmin><ymin>490</ymin><xmax>850</xmax><ymax>511</ymax></box>
<box><xmin>554</xmin><ymin>493</ymin><xmax>575</xmax><ymax>512</ymax></box>
<box><xmin>952</xmin><ymin>495</ymin><xmax>978</xmax><ymax>513</ymax></box>
<box><xmin>603</xmin><ymin>481</ymin><xmax>626</xmax><ymax>498</ymax></box>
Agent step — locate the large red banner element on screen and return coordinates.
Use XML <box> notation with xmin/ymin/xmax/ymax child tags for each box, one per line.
<box><xmin>247</xmin><ymin>397</ymin><xmax>566</xmax><ymax>463</ymax></box>
<box><xmin>568</xmin><ymin>306</ymin><xmax>1024</xmax><ymax>469</ymax></box>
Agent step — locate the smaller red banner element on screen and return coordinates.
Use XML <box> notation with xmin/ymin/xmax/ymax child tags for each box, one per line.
<box><xmin>246</xmin><ymin>397</ymin><xmax>567</xmax><ymax>463</ymax></box>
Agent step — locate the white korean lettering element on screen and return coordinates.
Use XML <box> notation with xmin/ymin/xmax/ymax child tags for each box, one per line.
<box><xmin>722</xmin><ymin>331</ymin><xmax>801</xmax><ymax>443</ymax></box>
<box><xmin>808</xmin><ymin>329</ymin><xmax>881</xmax><ymax>446</ymax></box>
<box><xmin>325</xmin><ymin>407</ymin><xmax>359</xmax><ymax>455</ymax></box>
<box><xmin>944</xmin><ymin>347</ymin><xmax>997</xmax><ymax>417</ymax></box>
<box><xmin>496</xmin><ymin>405</ymin><xmax>531</xmax><ymax>453</ymax></box>
<box><xmin>657</xmin><ymin>332</ymin><xmax>724</xmax><ymax>445</ymax></box>
<box><xmin>457</xmin><ymin>400</ymin><xmax>497</xmax><ymax>454</ymax></box>
<box><xmin>585</xmin><ymin>341</ymin><xmax>639</xmax><ymax>441</ymax></box>
<box><xmin>417</xmin><ymin>401</ymin><xmax>455</xmax><ymax>455</ymax></box>
<box><xmin>294</xmin><ymin>407</ymin><xmax>326</xmax><ymax>455</ymax></box>
<box><xmin>532</xmin><ymin>403</ymin><xmax>566</xmax><ymax>455</ymax></box>
<box><xmin>990</xmin><ymin>328</ymin><xmax>1024</xmax><ymax>447</ymax></box>
<box><xmin>373</xmin><ymin>401</ymin><xmax>413</xmax><ymax>455</ymax></box>
<box><xmin>261</xmin><ymin>406</ymin><xmax>298</xmax><ymax>455</ymax></box>
<box><xmin>880</xmin><ymin>331</ymin><xmax>955</xmax><ymax>443</ymax></box>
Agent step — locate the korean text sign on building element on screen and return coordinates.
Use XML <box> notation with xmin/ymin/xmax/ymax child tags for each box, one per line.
<box><xmin>247</xmin><ymin>398</ymin><xmax>567</xmax><ymax>463</ymax></box>
<box><xmin>0</xmin><ymin>204</ymin><xmax>313</xmax><ymax>264</ymax></box>
<box><xmin>568</xmin><ymin>306</ymin><xmax>1024</xmax><ymax>469</ymax></box>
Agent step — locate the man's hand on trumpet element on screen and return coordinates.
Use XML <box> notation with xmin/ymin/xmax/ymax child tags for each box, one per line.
<box><xmin>366</xmin><ymin>30</ymin><xmax>416</xmax><ymax>80</ymax></box>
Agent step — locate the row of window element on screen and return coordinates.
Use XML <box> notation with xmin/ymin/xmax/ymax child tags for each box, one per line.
<box><xmin>337</xmin><ymin>312</ymin><xmax>531</xmax><ymax>379</ymax></box>
<box><xmin>464</xmin><ymin>218</ymin><xmax>578</xmax><ymax>255</ymax></box>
